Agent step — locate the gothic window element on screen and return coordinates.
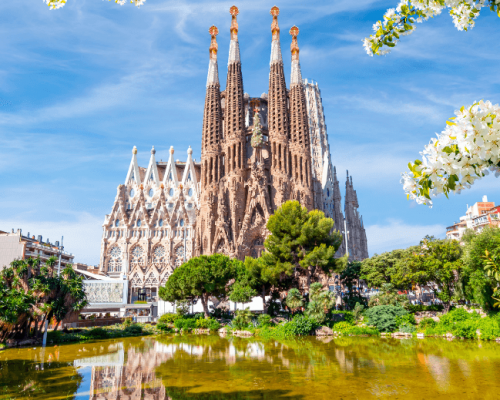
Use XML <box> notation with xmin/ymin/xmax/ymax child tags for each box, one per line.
<box><xmin>130</xmin><ymin>245</ymin><xmax>145</xmax><ymax>268</ymax></box>
<box><xmin>108</xmin><ymin>246</ymin><xmax>122</xmax><ymax>273</ymax></box>
<box><xmin>252</xmin><ymin>238</ymin><xmax>265</xmax><ymax>258</ymax></box>
<box><xmin>130</xmin><ymin>188</ymin><xmax>135</xmax><ymax>197</ymax></box>
<box><xmin>144</xmin><ymin>273</ymin><xmax>159</xmax><ymax>287</ymax></box>
<box><xmin>149</xmin><ymin>188</ymin><xmax>154</xmax><ymax>197</ymax></box>
<box><xmin>174</xmin><ymin>246</ymin><xmax>185</xmax><ymax>267</ymax></box>
<box><xmin>216</xmin><ymin>240</ymin><xmax>225</xmax><ymax>253</ymax></box>
<box><xmin>137</xmin><ymin>219</ymin><xmax>142</xmax><ymax>227</ymax></box>
<box><xmin>159</xmin><ymin>218</ymin><xmax>164</xmax><ymax>227</ymax></box>
<box><xmin>153</xmin><ymin>245</ymin><xmax>166</xmax><ymax>264</ymax></box>
<box><xmin>169</xmin><ymin>188</ymin><xmax>174</xmax><ymax>197</ymax></box>
<box><xmin>187</xmin><ymin>172</ymin><xmax>191</xmax><ymax>181</ymax></box>
<box><xmin>131</xmin><ymin>272</ymin><xmax>143</xmax><ymax>287</ymax></box>
<box><xmin>115</xmin><ymin>219</ymin><xmax>120</xmax><ymax>227</ymax></box>
<box><xmin>180</xmin><ymin>219</ymin><xmax>185</xmax><ymax>227</ymax></box>
<box><xmin>188</xmin><ymin>188</ymin><xmax>193</xmax><ymax>197</ymax></box>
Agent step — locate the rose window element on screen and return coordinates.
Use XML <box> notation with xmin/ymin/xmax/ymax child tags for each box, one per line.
<box><xmin>153</xmin><ymin>245</ymin><xmax>166</xmax><ymax>263</ymax></box>
<box><xmin>108</xmin><ymin>246</ymin><xmax>122</xmax><ymax>272</ymax></box>
<box><xmin>130</xmin><ymin>246</ymin><xmax>144</xmax><ymax>267</ymax></box>
<box><xmin>174</xmin><ymin>246</ymin><xmax>185</xmax><ymax>267</ymax></box>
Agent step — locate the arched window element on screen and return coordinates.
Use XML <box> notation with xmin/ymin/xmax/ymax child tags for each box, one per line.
<box><xmin>327</xmin><ymin>188</ymin><xmax>330</xmax><ymax>198</ymax></box>
<box><xmin>153</xmin><ymin>245</ymin><xmax>166</xmax><ymax>264</ymax></box>
<box><xmin>137</xmin><ymin>219</ymin><xmax>141</xmax><ymax>227</ymax></box>
<box><xmin>159</xmin><ymin>218</ymin><xmax>164</xmax><ymax>227</ymax></box>
<box><xmin>188</xmin><ymin>188</ymin><xmax>193</xmax><ymax>197</ymax></box>
<box><xmin>108</xmin><ymin>246</ymin><xmax>122</xmax><ymax>272</ymax></box>
<box><xmin>115</xmin><ymin>219</ymin><xmax>120</xmax><ymax>227</ymax></box>
<box><xmin>169</xmin><ymin>188</ymin><xmax>174</xmax><ymax>197</ymax></box>
<box><xmin>130</xmin><ymin>245</ymin><xmax>144</xmax><ymax>268</ymax></box>
<box><xmin>130</xmin><ymin>189</ymin><xmax>135</xmax><ymax>197</ymax></box>
<box><xmin>174</xmin><ymin>246</ymin><xmax>185</xmax><ymax>267</ymax></box>
<box><xmin>180</xmin><ymin>219</ymin><xmax>185</xmax><ymax>227</ymax></box>
<box><xmin>149</xmin><ymin>188</ymin><xmax>154</xmax><ymax>197</ymax></box>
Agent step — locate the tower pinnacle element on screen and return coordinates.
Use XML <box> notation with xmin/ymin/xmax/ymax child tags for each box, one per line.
<box><xmin>207</xmin><ymin>25</ymin><xmax>220</xmax><ymax>86</ymax></box>
<box><xmin>289</xmin><ymin>26</ymin><xmax>302</xmax><ymax>85</ymax></box>
<box><xmin>270</xmin><ymin>6</ymin><xmax>282</xmax><ymax>64</ymax></box>
<box><xmin>228</xmin><ymin>6</ymin><xmax>241</xmax><ymax>64</ymax></box>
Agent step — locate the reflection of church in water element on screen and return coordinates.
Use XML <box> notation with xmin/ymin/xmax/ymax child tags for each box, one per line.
<box><xmin>96</xmin><ymin>6</ymin><xmax>368</xmax><ymax>304</ymax></box>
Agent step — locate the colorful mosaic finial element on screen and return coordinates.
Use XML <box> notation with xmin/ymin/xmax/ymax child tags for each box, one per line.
<box><xmin>271</xmin><ymin>6</ymin><xmax>280</xmax><ymax>41</ymax></box>
<box><xmin>290</xmin><ymin>26</ymin><xmax>300</xmax><ymax>62</ymax></box>
<box><xmin>230</xmin><ymin>5</ymin><xmax>239</xmax><ymax>41</ymax></box>
<box><xmin>209</xmin><ymin>25</ymin><xmax>219</xmax><ymax>60</ymax></box>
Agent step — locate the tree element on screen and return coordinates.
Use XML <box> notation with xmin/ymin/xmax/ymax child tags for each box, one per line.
<box><xmin>360</xmin><ymin>249</ymin><xmax>412</xmax><ymax>288</ymax></box>
<box><xmin>229</xmin><ymin>256</ymin><xmax>291</xmax><ymax>313</ymax></box>
<box><xmin>483</xmin><ymin>249</ymin><xmax>500</xmax><ymax>307</ymax></box>
<box><xmin>43</xmin><ymin>0</ymin><xmax>145</xmax><ymax>10</ymax></box>
<box><xmin>262</xmin><ymin>200</ymin><xmax>344</xmax><ymax>290</ymax></box>
<box><xmin>404</xmin><ymin>239</ymin><xmax>463</xmax><ymax>311</ymax></box>
<box><xmin>340</xmin><ymin>261</ymin><xmax>368</xmax><ymax>308</ymax></box>
<box><xmin>159</xmin><ymin>254</ymin><xmax>242</xmax><ymax>318</ymax></box>
<box><xmin>462</xmin><ymin>227</ymin><xmax>500</xmax><ymax>310</ymax></box>
<box><xmin>285</xmin><ymin>288</ymin><xmax>304</xmax><ymax>314</ymax></box>
<box><xmin>305</xmin><ymin>282</ymin><xmax>335</xmax><ymax>323</ymax></box>
<box><xmin>368</xmin><ymin>283</ymin><xmax>409</xmax><ymax>308</ymax></box>
<box><xmin>364</xmin><ymin>1</ymin><xmax>500</xmax><ymax>56</ymax></box>
<box><xmin>0</xmin><ymin>257</ymin><xmax>87</xmax><ymax>342</ymax></box>
<box><xmin>401</xmin><ymin>102</ymin><xmax>500</xmax><ymax>206</ymax></box>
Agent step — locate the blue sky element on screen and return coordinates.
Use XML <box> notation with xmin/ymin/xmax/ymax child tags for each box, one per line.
<box><xmin>1</xmin><ymin>0</ymin><xmax>499</xmax><ymax>265</ymax></box>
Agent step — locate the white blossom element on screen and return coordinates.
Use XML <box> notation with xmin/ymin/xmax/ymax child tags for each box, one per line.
<box><xmin>43</xmin><ymin>0</ymin><xmax>146</xmax><ymax>9</ymax></box>
<box><xmin>402</xmin><ymin>100</ymin><xmax>500</xmax><ymax>206</ymax></box>
<box><xmin>364</xmin><ymin>0</ymin><xmax>499</xmax><ymax>56</ymax></box>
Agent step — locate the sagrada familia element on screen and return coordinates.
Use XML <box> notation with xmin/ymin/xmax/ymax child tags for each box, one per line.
<box><xmin>98</xmin><ymin>6</ymin><xmax>368</xmax><ymax>302</ymax></box>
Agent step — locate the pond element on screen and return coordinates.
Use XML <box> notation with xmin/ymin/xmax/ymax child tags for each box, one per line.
<box><xmin>1</xmin><ymin>335</ymin><xmax>500</xmax><ymax>399</ymax></box>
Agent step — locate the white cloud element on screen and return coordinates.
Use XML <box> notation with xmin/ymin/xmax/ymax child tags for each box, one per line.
<box><xmin>0</xmin><ymin>212</ymin><xmax>103</xmax><ymax>266</ymax></box>
<box><xmin>366</xmin><ymin>219</ymin><xmax>446</xmax><ymax>256</ymax></box>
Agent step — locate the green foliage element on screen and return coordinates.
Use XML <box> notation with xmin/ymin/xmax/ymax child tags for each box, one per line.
<box><xmin>257</xmin><ymin>323</ymin><xmax>295</xmax><ymax>340</ymax></box>
<box><xmin>0</xmin><ymin>257</ymin><xmax>87</xmax><ymax>341</ymax></box>
<box><xmin>407</xmin><ymin>304</ymin><xmax>444</xmax><ymax>313</ymax></box>
<box><xmin>262</xmin><ymin>200</ymin><xmax>343</xmax><ymax>289</ymax></box>
<box><xmin>368</xmin><ymin>283</ymin><xmax>409</xmax><ymax>309</ymax></box>
<box><xmin>286</xmin><ymin>288</ymin><xmax>304</xmax><ymax>313</ymax></box>
<box><xmin>395</xmin><ymin>313</ymin><xmax>417</xmax><ymax>326</ymax></box>
<box><xmin>340</xmin><ymin>262</ymin><xmax>367</xmax><ymax>309</ymax></box>
<box><xmin>86</xmin><ymin>327</ymin><xmax>109</xmax><ymax>339</ymax></box>
<box><xmin>365</xmin><ymin>305</ymin><xmax>409</xmax><ymax>332</ymax></box>
<box><xmin>158</xmin><ymin>313</ymin><xmax>180</xmax><ymax>325</ymax></box>
<box><xmin>233</xmin><ymin>308</ymin><xmax>253</xmax><ymax>330</ymax></box>
<box><xmin>305</xmin><ymin>283</ymin><xmax>335</xmax><ymax>324</ymax></box>
<box><xmin>332</xmin><ymin>321</ymin><xmax>379</xmax><ymax>336</ymax></box>
<box><xmin>288</xmin><ymin>315</ymin><xmax>318</xmax><ymax>336</ymax></box>
<box><xmin>439</xmin><ymin>308</ymin><xmax>473</xmax><ymax>325</ymax></box>
<box><xmin>159</xmin><ymin>254</ymin><xmax>242</xmax><ymax>317</ymax></box>
<box><xmin>124</xmin><ymin>324</ymin><xmax>143</xmax><ymax>335</ymax></box>
<box><xmin>174</xmin><ymin>318</ymin><xmax>197</xmax><ymax>331</ymax></box>
<box><xmin>419</xmin><ymin>318</ymin><xmax>437</xmax><ymax>330</ymax></box>
<box><xmin>257</xmin><ymin>314</ymin><xmax>272</xmax><ymax>327</ymax></box>
<box><xmin>477</xmin><ymin>318</ymin><xmax>500</xmax><ymax>340</ymax></box>
<box><xmin>353</xmin><ymin>302</ymin><xmax>365</xmax><ymax>322</ymax></box>
<box><xmin>134</xmin><ymin>301</ymin><xmax>147</xmax><ymax>304</ymax></box>
<box><xmin>398</xmin><ymin>322</ymin><xmax>416</xmax><ymax>334</ymax></box>
<box><xmin>331</xmin><ymin>310</ymin><xmax>355</xmax><ymax>324</ymax></box>
<box><xmin>195</xmin><ymin>317</ymin><xmax>221</xmax><ymax>331</ymax></box>
<box><xmin>361</xmin><ymin>249</ymin><xmax>409</xmax><ymax>288</ymax></box>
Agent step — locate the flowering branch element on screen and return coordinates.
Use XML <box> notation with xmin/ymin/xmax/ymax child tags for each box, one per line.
<box><xmin>43</xmin><ymin>0</ymin><xmax>146</xmax><ymax>10</ymax></box>
<box><xmin>363</xmin><ymin>0</ymin><xmax>500</xmax><ymax>56</ymax></box>
<box><xmin>401</xmin><ymin>100</ymin><xmax>500</xmax><ymax>207</ymax></box>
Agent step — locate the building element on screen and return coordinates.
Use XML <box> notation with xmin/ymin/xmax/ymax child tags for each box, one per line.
<box><xmin>446</xmin><ymin>195</ymin><xmax>499</xmax><ymax>240</ymax></box>
<box><xmin>96</xmin><ymin>6</ymin><xmax>369</xmax><ymax>306</ymax></box>
<box><xmin>0</xmin><ymin>229</ymin><xmax>74</xmax><ymax>270</ymax></box>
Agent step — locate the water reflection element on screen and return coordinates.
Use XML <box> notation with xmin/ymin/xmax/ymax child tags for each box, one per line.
<box><xmin>1</xmin><ymin>336</ymin><xmax>500</xmax><ymax>399</ymax></box>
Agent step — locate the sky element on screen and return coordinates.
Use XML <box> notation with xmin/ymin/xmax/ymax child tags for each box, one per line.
<box><xmin>0</xmin><ymin>0</ymin><xmax>499</xmax><ymax>265</ymax></box>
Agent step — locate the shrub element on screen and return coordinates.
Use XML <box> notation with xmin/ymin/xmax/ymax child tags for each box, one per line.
<box><xmin>257</xmin><ymin>323</ymin><xmax>295</xmax><ymax>340</ymax></box>
<box><xmin>330</xmin><ymin>311</ymin><xmax>354</xmax><ymax>324</ymax></box>
<box><xmin>332</xmin><ymin>321</ymin><xmax>354</xmax><ymax>333</ymax></box>
<box><xmin>332</xmin><ymin>321</ymin><xmax>379</xmax><ymax>336</ymax></box>
<box><xmin>395</xmin><ymin>313</ymin><xmax>417</xmax><ymax>327</ymax></box>
<box><xmin>86</xmin><ymin>328</ymin><xmax>109</xmax><ymax>339</ymax></box>
<box><xmin>233</xmin><ymin>308</ymin><xmax>253</xmax><ymax>330</ymax></box>
<box><xmin>288</xmin><ymin>315</ymin><xmax>317</xmax><ymax>336</ymax></box>
<box><xmin>398</xmin><ymin>322</ymin><xmax>416</xmax><ymax>333</ymax></box>
<box><xmin>452</xmin><ymin>320</ymin><xmax>477</xmax><ymax>339</ymax></box>
<box><xmin>419</xmin><ymin>318</ymin><xmax>437</xmax><ymax>330</ymax></box>
<box><xmin>174</xmin><ymin>318</ymin><xmax>197</xmax><ymax>331</ymax></box>
<box><xmin>156</xmin><ymin>322</ymin><xmax>172</xmax><ymax>332</ymax></box>
<box><xmin>439</xmin><ymin>308</ymin><xmax>473</xmax><ymax>325</ymax></box>
<box><xmin>478</xmin><ymin>318</ymin><xmax>500</xmax><ymax>340</ymax></box>
<box><xmin>158</xmin><ymin>314</ymin><xmax>180</xmax><ymax>325</ymax></box>
<box><xmin>124</xmin><ymin>324</ymin><xmax>143</xmax><ymax>335</ymax></box>
<box><xmin>365</xmin><ymin>305</ymin><xmax>408</xmax><ymax>332</ymax></box>
<box><xmin>257</xmin><ymin>314</ymin><xmax>272</xmax><ymax>327</ymax></box>
<box><xmin>123</xmin><ymin>317</ymin><xmax>133</xmax><ymax>327</ymax></box>
<box><xmin>195</xmin><ymin>317</ymin><xmax>221</xmax><ymax>331</ymax></box>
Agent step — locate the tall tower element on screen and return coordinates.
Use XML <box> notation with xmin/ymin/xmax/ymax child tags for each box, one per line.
<box><xmin>344</xmin><ymin>172</ymin><xmax>369</xmax><ymax>261</ymax></box>
<box><xmin>288</xmin><ymin>26</ymin><xmax>313</xmax><ymax>209</ymax></box>
<box><xmin>221</xmin><ymin>5</ymin><xmax>247</xmax><ymax>251</ymax></box>
<box><xmin>268</xmin><ymin>6</ymin><xmax>291</xmax><ymax>208</ymax></box>
<box><xmin>196</xmin><ymin>25</ymin><xmax>223</xmax><ymax>256</ymax></box>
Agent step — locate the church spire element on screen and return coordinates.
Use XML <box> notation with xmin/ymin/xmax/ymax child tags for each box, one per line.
<box><xmin>270</xmin><ymin>6</ymin><xmax>282</xmax><ymax>64</ymax></box>
<box><xmin>289</xmin><ymin>26</ymin><xmax>302</xmax><ymax>86</ymax></box>
<box><xmin>228</xmin><ymin>5</ymin><xmax>241</xmax><ymax>64</ymax></box>
<box><xmin>206</xmin><ymin>25</ymin><xmax>219</xmax><ymax>86</ymax></box>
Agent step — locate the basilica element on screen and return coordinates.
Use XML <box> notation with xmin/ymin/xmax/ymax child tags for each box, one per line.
<box><xmin>98</xmin><ymin>6</ymin><xmax>368</xmax><ymax>303</ymax></box>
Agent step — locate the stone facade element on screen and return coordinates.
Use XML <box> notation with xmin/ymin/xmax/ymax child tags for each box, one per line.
<box><xmin>97</xmin><ymin>6</ymin><xmax>369</xmax><ymax>301</ymax></box>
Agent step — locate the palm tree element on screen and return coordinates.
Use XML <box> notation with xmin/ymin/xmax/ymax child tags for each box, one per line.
<box><xmin>286</xmin><ymin>289</ymin><xmax>304</xmax><ymax>314</ymax></box>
